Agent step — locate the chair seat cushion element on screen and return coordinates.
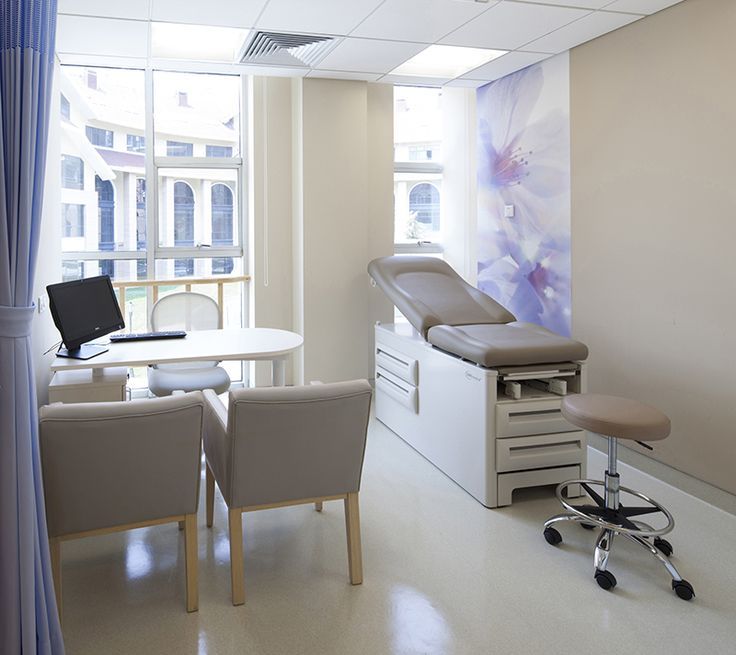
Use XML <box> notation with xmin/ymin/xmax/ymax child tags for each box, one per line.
<box><xmin>148</xmin><ymin>364</ymin><xmax>231</xmax><ymax>397</ymax></box>
<box><xmin>561</xmin><ymin>393</ymin><xmax>670</xmax><ymax>441</ymax></box>
<box><xmin>426</xmin><ymin>322</ymin><xmax>589</xmax><ymax>367</ymax></box>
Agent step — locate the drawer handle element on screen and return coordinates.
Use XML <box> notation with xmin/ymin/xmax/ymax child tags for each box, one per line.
<box><xmin>508</xmin><ymin>439</ymin><xmax>581</xmax><ymax>453</ymax></box>
<box><xmin>508</xmin><ymin>409</ymin><xmax>561</xmax><ymax>418</ymax></box>
<box><xmin>377</xmin><ymin>373</ymin><xmax>410</xmax><ymax>395</ymax></box>
<box><xmin>377</xmin><ymin>349</ymin><xmax>411</xmax><ymax>367</ymax></box>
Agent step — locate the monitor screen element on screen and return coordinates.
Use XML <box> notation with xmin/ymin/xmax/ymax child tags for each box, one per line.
<box><xmin>47</xmin><ymin>276</ymin><xmax>125</xmax><ymax>350</ymax></box>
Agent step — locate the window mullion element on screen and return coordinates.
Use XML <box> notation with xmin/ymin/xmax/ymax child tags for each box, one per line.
<box><xmin>144</xmin><ymin>67</ymin><xmax>156</xmax><ymax>326</ymax></box>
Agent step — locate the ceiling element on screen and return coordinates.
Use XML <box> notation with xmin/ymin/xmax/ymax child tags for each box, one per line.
<box><xmin>56</xmin><ymin>0</ymin><xmax>684</xmax><ymax>86</ymax></box>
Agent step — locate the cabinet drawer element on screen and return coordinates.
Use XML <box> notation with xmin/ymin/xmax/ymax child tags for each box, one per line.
<box><xmin>495</xmin><ymin>399</ymin><xmax>576</xmax><ymax>437</ymax></box>
<box><xmin>376</xmin><ymin>367</ymin><xmax>418</xmax><ymax>413</ymax></box>
<box><xmin>375</xmin><ymin>345</ymin><xmax>418</xmax><ymax>386</ymax></box>
<box><xmin>496</xmin><ymin>431</ymin><xmax>585</xmax><ymax>473</ymax></box>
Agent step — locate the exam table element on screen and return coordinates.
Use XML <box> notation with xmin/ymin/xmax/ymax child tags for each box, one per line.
<box><xmin>368</xmin><ymin>255</ymin><xmax>590</xmax><ymax>507</ymax></box>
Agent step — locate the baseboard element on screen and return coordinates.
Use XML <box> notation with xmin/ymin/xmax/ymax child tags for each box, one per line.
<box><xmin>588</xmin><ymin>434</ymin><xmax>736</xmax><ymax>516</ymax></box>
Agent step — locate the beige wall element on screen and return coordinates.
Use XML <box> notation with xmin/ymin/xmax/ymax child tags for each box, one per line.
<box><xmin>251</xmin><ymin>77</ymin><xmax>394</xmax><ymax>385</ymax></box>
<box><xmin>570</xmin><ymin>0</ymin><xmax>736</xmax><ymax>493</ymax></box>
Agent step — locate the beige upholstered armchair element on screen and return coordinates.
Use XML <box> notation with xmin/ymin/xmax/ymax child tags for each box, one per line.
<box><xmin>39</xmin><ymin>392</ymin><xmax>206</xmax><ymax>618</ymax></box>
<box><xmin>203</xmin><ymin>380</ymin><xmax>372</xmax><ymax>605</ymax></box>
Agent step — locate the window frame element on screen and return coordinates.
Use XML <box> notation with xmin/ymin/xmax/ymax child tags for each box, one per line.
<box><xmin>60</xmin><ymin>67</ymin><xmax>248</xmax><ymax>279</ymax></box>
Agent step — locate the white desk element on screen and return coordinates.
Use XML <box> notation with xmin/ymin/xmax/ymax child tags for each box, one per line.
<box><xmin>50</xmin><ymin>328</ymin><xmax>303</xmax><ymax>388</ymax></box>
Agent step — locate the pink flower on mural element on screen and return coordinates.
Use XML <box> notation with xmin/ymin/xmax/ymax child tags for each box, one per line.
<box><xmin>476</xmin><ymin>57</ymin><xmax>571</xmax><ymax>336</ymax></box>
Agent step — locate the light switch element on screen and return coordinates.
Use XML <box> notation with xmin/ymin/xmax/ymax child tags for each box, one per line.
<box><xmin>504</xmin><ymin>204</ymin><xmax>515</xmax><ymax>218</ymax></box>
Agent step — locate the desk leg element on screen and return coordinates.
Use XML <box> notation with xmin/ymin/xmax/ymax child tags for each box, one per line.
<box><xmin>272</xmin><ymin>358</ymin><xmax>286</xmax><ymax>387</ymax></box>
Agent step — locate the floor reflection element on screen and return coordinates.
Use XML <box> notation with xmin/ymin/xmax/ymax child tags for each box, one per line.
<box><xmin>390</xmin><ymin>585</ymin><xmax>451</xmax><ymax>655</ymax></box>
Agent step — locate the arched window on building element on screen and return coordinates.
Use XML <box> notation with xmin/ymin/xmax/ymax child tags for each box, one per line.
<box><xmin>174</xmin><ymin>181</ymin><xmax>195</xmax><ymax>276</ymax></box>
<box><xmin>211</xmin><ymin>184</ymin><xmax>233</xmax><ymax>246</ymax></box>
<box><xmin>408</xmin><ymin>183</ymin><xmax>440</xmax><ymax>231</ymax></box>
<box><xmin>95</xmin><ymin>176</ymin><xmax>115</xmax><ymax>277</ymax></box>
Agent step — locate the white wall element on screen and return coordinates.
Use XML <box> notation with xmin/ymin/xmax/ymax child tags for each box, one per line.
<box><xmin>33</xmin><ymin>62</ymin><xmax>63</xmax><ymax>405</ymax></box>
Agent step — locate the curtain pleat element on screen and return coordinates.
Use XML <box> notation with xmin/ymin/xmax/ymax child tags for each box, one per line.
<box><xmin>0</xmin><ymin>1</ymin><xmax>64</xmax><ymax>653</ymax></box>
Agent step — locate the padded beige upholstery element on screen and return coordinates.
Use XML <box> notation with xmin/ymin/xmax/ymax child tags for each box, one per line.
<box><xmin>428</xmin><ymin>322</ymin><xmax>589</xmax><ymax>367</ymax></box>
<box><xmin>204</xmin><ymin>380</ymin><xmax>372</xmax><ymax>509</ymax></box>
<box><xmin>561</xmin><ymin>394</ymin><xmax>671</xmax><ymax>441</ymax></box>
<box><xmin>368</xmin><ymin>255</ymin><xmax>588</xmax><ymax>367</ymax></box>
<box><xmin>40</xmin><ymin>392</ymin><xmax>205</xmax><ymax>537</ymax></box>
<box><xmin>368</xmin><ymin>256</ymin><xmax>515</xmax><ymax>338</ymax></box>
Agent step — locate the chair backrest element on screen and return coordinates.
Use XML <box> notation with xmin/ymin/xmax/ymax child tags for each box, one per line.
<box><xmin>223</xmin><ymin>380</ymin><xmax>372</xmax><ymax>508</ymax></box>
<box><xmin>367</xmin><ymin>255</ymin><xmax>515</xmax><ymax>338</ymax></box>
<box><xmin>40</xmin><ymin>392</ymin><xmax>205</xmax><ymax>537</ymax></box>
<box><xmin>151</xmin><ymin>292</ymin><xmax>221</xmax><ymax>331</ymax></box>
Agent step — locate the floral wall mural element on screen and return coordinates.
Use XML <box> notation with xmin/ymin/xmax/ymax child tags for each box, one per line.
<box><xmin>476</xmin><ymin>53</ymin><xmax>571</xmax><ymax>336</ymax></box>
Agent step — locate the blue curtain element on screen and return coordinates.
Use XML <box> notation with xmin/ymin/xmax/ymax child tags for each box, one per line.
<box><xmin>0</xmin><ymin>1</ymin><xmax>64</xmax><ymax>653</ymax></box>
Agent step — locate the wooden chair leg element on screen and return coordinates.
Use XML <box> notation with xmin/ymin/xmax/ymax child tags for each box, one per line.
<box><xmin>315</xmin><ymin>501</ymin><xmax>323</xmax><ymax>512</ymax></box>
<box><xmin>228</xmin><ymin>508</ymin><xmax>245</xmax><ymax>606</ymax></box>
<box><xmin>344</xmin><ymin>492</ymin><xmax>363</xmax><ymax>585</ymax></box>
<box><xmin>50</xmin><ymin>538</ymin><xmax>62</xmax><ymax>623</ymax></box>
<box><xmin>206</xmin><ymin>465</ymin><xmax>215</xmax><ymax>528</ymax></box>
<box><xmin>183</xmin><ymin>513</ymin><xmax>198</xmax><ymax>612</ymax></box>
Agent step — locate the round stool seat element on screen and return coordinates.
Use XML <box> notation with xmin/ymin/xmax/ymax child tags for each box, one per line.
<box><xmin>561</xmin><ymin>393</ymin><xmax>670</xmax><ymax>441</ymax></box>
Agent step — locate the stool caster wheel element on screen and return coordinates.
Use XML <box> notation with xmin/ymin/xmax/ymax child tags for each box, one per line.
<box><xmin>595</xmin><ymin>569</ymin><xmax>617</xmax><ymax>591</ymax></box>
<box><xmin>580</xmin><ymin>522</ymin><xmax>596</xmax><ymax>530</ymax></box>
<box><xmin>543</xmin><ymin>527</ymin><xmax>562</xmax><ymax>546</ymax></box>
<box><xmin>653</xmin><ymin>537</ymin><xmax>673</xmax><ymax>557</ymax></box>
<box><xmin>672</xmin><ymin>579</ymin><xmax>694</xmax><ymax>601</ymax></box>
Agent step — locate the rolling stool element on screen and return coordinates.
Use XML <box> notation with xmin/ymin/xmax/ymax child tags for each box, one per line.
<box><xmin>542</xmin><ymin>394</ymin><xmax>694</xmax><ymax>600</ymax></box>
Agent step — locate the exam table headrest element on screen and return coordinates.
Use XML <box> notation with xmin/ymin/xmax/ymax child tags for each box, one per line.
<box><xmin>367</xmin><ymin>255</ymin><xmax>516</xmax><ymax>338</ymax></box>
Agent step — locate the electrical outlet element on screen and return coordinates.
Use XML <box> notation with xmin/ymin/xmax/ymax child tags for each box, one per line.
<box><xmin>504</xmin><ymin>204</ymin><xmax>515</xmax><ymax>218</ymax></box>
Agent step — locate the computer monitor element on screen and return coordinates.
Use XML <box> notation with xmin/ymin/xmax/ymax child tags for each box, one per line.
<box><xmin>47</xmin><ymin>275</ymin><xmax>125</xmax><ymax>359</ymax></box>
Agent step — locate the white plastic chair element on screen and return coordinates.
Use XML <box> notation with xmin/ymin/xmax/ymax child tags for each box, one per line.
<box><xmin>147</xmin><ymin>292</ymin><xmax>231</xmax><ymax>397</ymax></box>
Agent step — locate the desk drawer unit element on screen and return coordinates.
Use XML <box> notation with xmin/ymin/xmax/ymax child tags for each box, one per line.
<box><xmin>496</xmin><ymin>399</ymin><xmax>577</xmax><ymax>437</ymax></box>
<box><xmin>496</xmin><ymin>431</ymin><xmax>586</xmax><ymax>473</ymax></box>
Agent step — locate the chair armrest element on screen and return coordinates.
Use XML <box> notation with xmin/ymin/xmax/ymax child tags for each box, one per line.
<box><xmin>202</xmin><ymin>389</ymin><xmax>230</xmax><ymax>502</ymax></box>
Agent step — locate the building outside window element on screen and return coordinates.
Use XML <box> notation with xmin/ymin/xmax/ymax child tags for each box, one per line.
<box><xmin>127</xmin><ymin>134</ymin><xmax>146</xmax><ymax>153</ymax></box>
<box><xmin>62</xmin><ymin>204</ymin><xmax>84</xmax><ymax>237</ymax></box>
<box><xmin>60</xmin><ymin>94</ymin><xmax>70</xmax><ymax>121</ymax></box>
<box><xmin>86</xmin><ymin>126</ymin><xmax>114</xmax><ymax>148</ymax></box>
<box><xmin>166</xmin><ymin>140</ymin><xmax>193</xmax><ymax>157</ymax></box>
<box><xmin>393</xmin><ymin>86</ymin><xmax>443</xmax><ymax>249</ymax></box>
<box><xmin>61</xmin><ymin>154</ymin><xmax>83</xmax><ymax>190</ymax></box>
<box><xmin>59</xmin><ymin>66</ymin><xmax>245</xmax><ymax>386</ymax></box>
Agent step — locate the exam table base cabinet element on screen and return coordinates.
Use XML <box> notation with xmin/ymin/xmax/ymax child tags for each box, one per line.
<box><xmin>374</xmin><ymin>324</ymin><xmax>587</xmax><ymax>508</ymax></box>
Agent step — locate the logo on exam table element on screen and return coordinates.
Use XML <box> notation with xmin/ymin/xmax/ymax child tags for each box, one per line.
<box><xmin>465</xmin><ymin>372</ymin><xmax>481</xmax><ymax>382</ymax></box>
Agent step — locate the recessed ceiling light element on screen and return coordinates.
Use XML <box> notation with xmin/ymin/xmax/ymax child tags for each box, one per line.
<box><xmin>390</xmin><ymin>44</ymin><xmax>507</xmax><ymax>79</ymax></box>
<box><xmin>151</xmin><ymin>23</ymin><xmax>249</xmax><ymax>62</ymax></box>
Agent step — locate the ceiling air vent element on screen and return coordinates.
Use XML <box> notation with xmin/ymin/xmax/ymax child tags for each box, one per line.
<box><xmin>239</xmin><ymin>31</ymin><xmax>337</xmax><ymax>68</ymax></box>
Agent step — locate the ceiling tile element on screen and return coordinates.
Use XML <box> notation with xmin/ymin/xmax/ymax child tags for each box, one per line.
<box><xmin>58</xmin><ymin>0</ymin><xmax>150</xmax><ymax>20</ymax></box>
<box><xmin>151</xmin><ymin>0</ymin><xmax>268</xmax><ymax>28</ymax></box>
<box><xmin>602</xmin><ymin>0</ymin><xmax>683</xmax><ymax>13</ymax></box>
<box><xmin>523</xmin><ymin>10</ymin><xmax>642</xmax><ymax>54</ymax></box>
<box><xmin>56</xmin><ymin>15</ymin><xmax>149</xmax><ymax>57</ymax></box>
<box><xmin>441</xmin><ymin>2</ymin><xmax>589</xmax><ymax>50</ymax></box>
<box><xmin>352</xmin><ymin>0</ymin><xmax>496</xmax><ymax>44</ymax></box>
<box><xmin>460</xmin><ymin>50</ymin><xmax>550</xmax><ymax>81</ymax></box>
<box><xmin>307</xmin><ymin>70</ymin><xmax>382</xmax><ymax>81</ymax></box>
<box><xmin>257</xmin><ymin>0</ymin><xmax>383</xmax><ymax>36</ymax></box>
<box><xmin>512</xmin><ymin>0</ymin><xmax>612</xmax><ymax>8</ymax></box>
<box><xmin>315</xmin><ymin>38</ymin><xmax>426</xmax><ymax>74</ymax></box>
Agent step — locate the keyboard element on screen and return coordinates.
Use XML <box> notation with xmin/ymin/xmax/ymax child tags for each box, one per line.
<box><xmin>110</xmin><ymin>331</ymin><xmax>186</xmax><ymax>342</ymax></box>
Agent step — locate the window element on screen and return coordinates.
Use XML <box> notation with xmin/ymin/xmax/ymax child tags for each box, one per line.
<box><xmin>394</xmin><ymin>87</ymin><xmax>443</xmax><ymax>248</ymax></box>
<box><xmin>87</xmin><ymin>69</ymin><xmax>97</xmax><ymax>89</ymax></box>
<box><xmin>211</xmin><ymin>183</ymin><xmax>233</xmax><ymax>246</ymax></box>
<box><xmin>62</xmin><ymin>204</ymin><xmax>84</xmax><ymax>237</ymax></box>
<box><xmin>61</xmin><ymin>155</ymin><xmax>83</xmax><ymax>190</ymax></box>
<box><xmin>206</xmin><ymin>145</ymin><xmax>233</xmax><ymax>158</ymax></box>
<box><xmin>136</xmin><ymin>178</ymin><xmax>146</xmax><ymax>251</ymax></box>
<box><xmin>127</xmin><ymin>134</ymin><xmax>146</xmax><ymax>153</ymax></box>
<box><xmin>166</xmin><ymin>140</ymin><xmax>193</xmax><ymax>157</ymax></box>
<box><xmin>96</xmin><ymin>176</ymin><xmax>115</xmax><ymax>251</ymax></box>
<box><xmin>86</xmin><ymin>126</ymin><xmax>114</xmax><ymax>148</ymax></box>
<box><xmin>178</xmin><ymin>91</ymin><xmax>188</xmax><ymax>107</ymax></box>
<box><xmin>60</xmin><ymin>94</ymin><xmax>70</xmax><ymax>121</ymax></box>
<box><xmin>173</xmin><ymin>181</ymin><xmax>195</xmax><ymax>247</ymax></box>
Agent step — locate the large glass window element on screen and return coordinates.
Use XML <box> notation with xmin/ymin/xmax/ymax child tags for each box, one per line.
<box><xmin>167</xmin><ymin>140</ymin><xmax>193</xmax><ymax>157</ymax></box>
<box><xmin>394</xmin><ymin>87</ymin><xmax>443</xmax><ymax>248</ymax></box>
<box><xmin>127</xmin><ymin>134</ymin><xmax>146</xmax><ymax>153</ymax></box>
<box><xmin>211</xmin><ymin>183</ymin><xmax>233</xmax><ymax>246</ymax></box>
<box><xmin>206</xmin><ymin>145</ymin><xmax>233</xmax><ymax>158</ymax></box>
<box><xmin>62</xmin><ymin>204</ymin><xmax>84</xmax><ymax>237</ymax></box>
<box><xmin>173</xmin><ymin>182</ymin><xmax>195</xmax><ymax>247</ymax></box>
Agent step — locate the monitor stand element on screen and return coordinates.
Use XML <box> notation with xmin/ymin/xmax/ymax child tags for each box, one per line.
<box><xmin>56</xmin><ymin>344</ymin><xmax>109</xmax><ymax>360</ymax></box>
